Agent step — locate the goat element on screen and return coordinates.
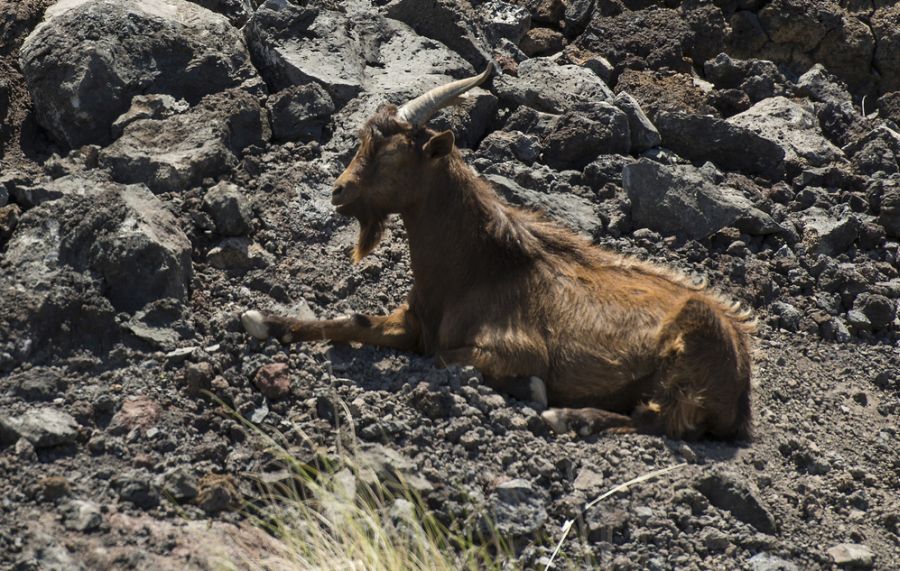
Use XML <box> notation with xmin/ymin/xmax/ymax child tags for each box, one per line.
<box><xmin>242</xmin><ymin>66</ymin><xmax>755</xmax><ymax>440</ymax></box>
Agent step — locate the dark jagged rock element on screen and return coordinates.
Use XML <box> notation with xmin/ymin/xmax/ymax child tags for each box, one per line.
<box><xmin>696</xmin><ymin>471</ymin><xmax>777</xmax><ymax>534</ymax></box>
<box><xmin>655</xmin><ymin>112</ymin><xmax>785</xmax><ymax>179</ymax></box>
<box><xmin>623</xmin><ymin>159</ymin><xmax>780</xmax><ymax>239</ymax></box>
<box><xmin>100</xmin><ymin>89</ymin><xmax>269</xmax><ymax>193</ymax></box>
<box><xmin>20</xmin><ymin>0</ymin><xmax>260</xmax><ymax>148</ymax></box>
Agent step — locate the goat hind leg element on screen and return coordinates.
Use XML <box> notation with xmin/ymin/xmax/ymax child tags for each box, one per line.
<box><xmin>241</xmin><ymin>305</ymin><xmax>420</xmax><ymax>350</ymax></box>
<box><xmin>541</xmin><ymin>407</ymin><xmax>661</xmax><ymax>436</ymax></box>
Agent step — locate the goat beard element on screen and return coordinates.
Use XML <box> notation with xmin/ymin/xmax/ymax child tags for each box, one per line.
<box><xmin>352</xmin><ymin>209</ymin><xmax>388</xmax><ymax>263</ymax></box>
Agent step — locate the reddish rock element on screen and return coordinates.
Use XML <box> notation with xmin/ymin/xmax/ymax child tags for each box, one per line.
<box><xmin>519</xmin><ymin>27</ymin><xmax>564</xmax><ymax>57</ymax></box>
<box><xmin>253</xmin><ymin>363</ymin><xmax>291</xmax><ymax>400</ymax></box>
<box><xmin>108</xmin><ymin>397</ymin><xmax>161</xmax><ymax>435</ymax></box>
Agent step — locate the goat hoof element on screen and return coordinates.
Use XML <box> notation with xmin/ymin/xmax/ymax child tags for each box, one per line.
<box><xmin>541</xmin><ymin>409</ymin><xmax>568</xmax><ymax>434</ymax></box>
<box><xmin>529</xmin><ymin>376</ymin><xmax>548</xmax><ymax>410</ymax></box>
<box><xmin>241</xmin><ymin>310</ymin><xmax>270</xmax><ymax>340</ymax></box>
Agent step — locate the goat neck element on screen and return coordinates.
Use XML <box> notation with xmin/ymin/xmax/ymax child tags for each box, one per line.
<box><xmin>400</xmin><ymin>151</ymin><xmax>516</xmax><ymax>304</ymax></box>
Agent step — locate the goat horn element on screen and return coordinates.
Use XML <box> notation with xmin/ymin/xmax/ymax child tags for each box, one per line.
<box><xmin>397</xmin><ymin>64</ymin><xmax>493</xmax><ymax>128</ymax></box>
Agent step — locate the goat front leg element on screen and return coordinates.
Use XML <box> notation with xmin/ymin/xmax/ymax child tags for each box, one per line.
<box><xmin>436</xmin><ymin>346</ymin><xmax>549</xmax><ymax>409</ymax></box>
<box><xmin>241</xmin><ymin>304</ymin><xmax>421</xmax><ymax>351</ymax></box>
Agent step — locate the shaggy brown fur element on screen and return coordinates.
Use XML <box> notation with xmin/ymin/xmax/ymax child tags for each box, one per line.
<box><xmin>244</xmin><ymin>105</ymin><xmax>755</xmax><ymax>440</ymax></box>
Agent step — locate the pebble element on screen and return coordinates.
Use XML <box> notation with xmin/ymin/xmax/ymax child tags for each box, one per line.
<box><xmin>827</xmin><ymin>543</ymin><xmax>874</xmax><ymax>569</ymax></box>
<box><xmin>573</xmin><ymin>467</ymin><xmax>605</xmax><ymax>491</ymax></box>
<box><xmin>108</xmin><ymin>397</ymin><xmax>161</xmax><ymax>436</ymax></box>
<box><xmin>64</xmin><ymin>500</ymin><xmax>103</xmax><ymax>532</ymax></box>
<box><xmin>253</xmin><ymin>363</ymin><xmax>292</xmax><ymax>400</ymax></box>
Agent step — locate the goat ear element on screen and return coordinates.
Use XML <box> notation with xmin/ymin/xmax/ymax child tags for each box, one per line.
<box><xmin>423</xmin><ymin>130</ymin><xmax>454</xmax><ymax>159</ymax></box>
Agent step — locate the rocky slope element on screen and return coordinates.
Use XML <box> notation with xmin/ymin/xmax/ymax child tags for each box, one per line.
<box><xmin>1</xmin><ymin>0</ymin><xmax>898</xmax><ymax>569</ymax></box>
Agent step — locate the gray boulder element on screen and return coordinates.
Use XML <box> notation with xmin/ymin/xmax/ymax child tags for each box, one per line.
<box><xmin>267</xmin><ymin>83</ymin><xmax>334</xmax><ymax>142</ymax></box>
<box><xmin>65</xmin><ymin>183</ymin><xmax>192</xmax><ymax>312</ymax></box>
<box><xmin>872</xmin><ymin>6</ymin><xmax>900</xmax><ymax>93</ymax></box>
<box><xmin>623</xmin><ymin>159</ymin><xmax>780</xmax><ymax>239</ymax></box>
<box><xmin>477</xmin><ymin>131</ymin><xmax>541</xmax><ymax>165</ymax></box>
<box><xmin>245</xmin><ymin>2</ymin><xmax>473</xmax><ymax>112</ymax></box>
<box><xmin>827</xmin><ymin>543</ymin><xmax>875</xmax><ymax>569</ymax></box>
<box><xmin>541</xmin><ymin>107</ymin><xmax>630</xmax><ymax>170</ymax></box>
<box><xmin>244</xmin><ymin>1</ymin><xmax>357</xmax><ymax>103</ymax></box>
<box><xmin>655</xmin><ymin>111</ymin><xmax>786</xmax><ymax>179</ymax></box>
<box><xmin>20</xmin><ymin>0</ymin><xmax>260</xmax><ymax>148</ymax></box>
<box><xmin>493</xmin><ymin>57</ymin><xmax>615</xmax><ymax>114</ymax></box>
<box><xmin>614</xmin><ymin>92</ymin><xmax>661</xmax><ymax>153</ymax></box>
<box><xmin>429</xmin><ymin>88</ymin><xmax>498</xmax><ymax>150</ymax></box>
<box><xmin>728</xmin><ymin>97</ymin><xmax>844</xmax><ymax>173</ymax></box>
<box><xmin>485</xmin><ymin>174</ymin><xmax>601</xmax><ymax>238</ymax></box>
<box><xmin>796</xmin><ymin>64</ymin><xmax>852</xmax><ymax>106</ymax></box>
<box><xmin>480</xmin><ymin>1</ymin><xmax>531</xmax><ymax>45</ymax></box>
<box><xmin>846</xmin><ymin>126</ymin><xmax>900</xmax><ymax>177</ymax></box>
<box><xmin>0</xmin><ymin>408</ymin><xmax>79</xmax><ymax>448</ymax></box>
<box><xmin>9</xmin><ymin>173</ymin><xmax>109</xmax><ymax>208</ymax></box>
<box><xmin>385</xmin><ymin>0</ymin><xmax>491</xmax><ymax>68</ymax></box>
<box><xmin>100</xmin><ymin>89</ymin><xmax>269</xmax><ymax>194</ymax></box>
<box><xmin>4</xmin><ymin>178</ymin><xmax>191</xmax><ymax>315</ymax></box>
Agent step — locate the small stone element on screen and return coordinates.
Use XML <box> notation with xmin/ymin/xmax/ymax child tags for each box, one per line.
<box><xmin>696</xmin><ymin>471</ymin><xmax>777</xmax><ymax>534</ymax></box>
<box><xmin>821</xmin><ymin>317</ymin><xmax>852</xmax><ymax>343</ymax></box>
<box><xmin>748</xmin><ymin>552</ymin><xmax>799</xmax><ymax>571</ymax></box>
<box><xmin>183</xmin><ymin>362</ymin><xmax>215</xmax><ymax>396</ymax></box>
<box><xmin>253</xmin><ymin>363</ymin><xmax>291</xmax><ymax>399</ymax></box>
<box><xmin>519</xmin><ymin>27</ymin><xmax>564</xmax><ymax>57</ymax></box>
<box><xmin>771</xmin><ymin>301</ymin><xmax>802</xmax><ymax>332</ymax></box>
<box><xmin>0</xmin><ymin>204</ymin><xmax>20</xmax><ymax>242</ymax></box>
<box><xmin>846</xmin><ymin>310</ymin><xmax>872</xmax><ymax>331</ymax></box>
<box><xmin>202</xmin><ymin>181</ymin><xmax>252</xmax><ymax>236</ymax></box>
<box><xmin>701</xmin><ymin>527</ymin><xmax>731</xmax><ymax>552</ymax></box>
<box><xmin>113</xmin><ymin>472</ymin><xmax>160</xmax><ymax>509</ymax></box>
<box><xmin>207</xmin><ymin>238</ymin><xmax>273</xmax><ymax>270</ymax></box>
<box><xmin>827</xmin><ymin>543</ymin><xmax>874</xmax><ymax>569</ymax></box>
<box><xmin>459</xmin><ymin>430</ymin><xmax>482</xmax><ymax>450</ymax></box>
<box><xmin>196</xmin><ymin>474</ymin><xmax>240</xmax><ymax>514</ymax></box>
<box><xmin>158</xmin><ymin>467</ymin><xmax>199</xmax><ymax>502</ymax></box>
<box><xmin>495</xmin><ymin>478</ymin><xmax>534</xmax><ymax>503</ymax></box>
<box><xmin>573</xmin><ymin>467</ymin><xmax>605</xmax><ymax>491</ymax></box>
<box><xmin>854</xmin><ymin>293</ymin><xmax>896</xmax><ymax>329</ymax></box>
<box><xmin>798</xmin><ymin>208</ymin><xmax>860</xmax><ymax>256</ymax></box>
<box><xmin>111</xmin><ymin>94</ymin><xmax>189</xmax><ymax>139</ymax></box>
<box><xmin>678</xmin><ymin>443</ymin><xmax>698</xmax><ymax>463</ymax></box>
<box><xmin>36</xmin><ymin>476</ymin><xmax>71</xmax><ymax>502</ymax></box>
<box><xmin>482</xmin><ymin>1</ymin><xmax>531</xmax><ymax>44</ymax></box>
<box><xmin>488</xmin><ymin>478</ymin><xmax>547</xmax><ymax>538</ymax></box>
<box><xmin>14</xmin><ymin>438</ymin><xmax>37</xmax><ymax>462</ymax></box>
<box><xmin>64</xmin><ymin>500</ymin><xmax>103</xmax><ymax>532</ymax></box>
<box><xmin>108</xmin><ymin>396</ymin><xmax>161</xmax><ymax>436</ymax></box>
<box><xmin>12</xmin><ymin>369</ymin><xmax>67</xmax><ymax>401</ymax></box>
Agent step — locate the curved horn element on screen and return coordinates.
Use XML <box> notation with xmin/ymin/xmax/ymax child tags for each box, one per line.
<box><xmin>397</xmin><ymin>64</ymin><xmax>493</xmax><ymax>128</ymax></box>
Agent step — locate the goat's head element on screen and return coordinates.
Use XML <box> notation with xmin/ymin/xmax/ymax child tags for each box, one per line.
<box><xmin>332</xmin><ymin>66</ymin><xmax>492</xmax><ymax>261</ymax></box>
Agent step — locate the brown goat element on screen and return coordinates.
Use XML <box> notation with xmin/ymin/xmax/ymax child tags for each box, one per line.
<box><xmin>243</xmin><ymin>68</ymin><xmax>755</xmax><ymax>440</ymax></box>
